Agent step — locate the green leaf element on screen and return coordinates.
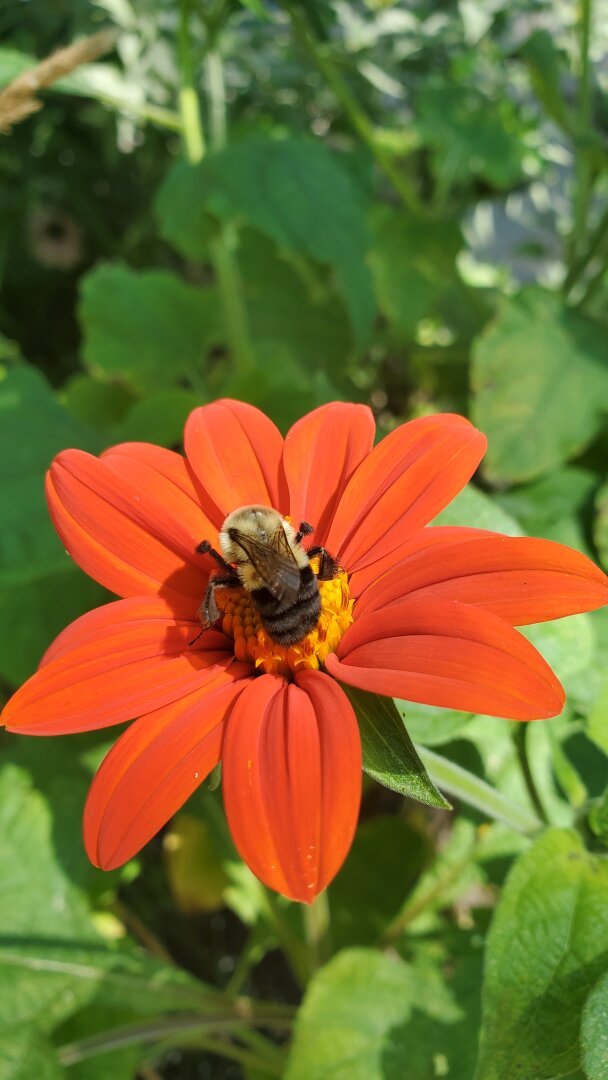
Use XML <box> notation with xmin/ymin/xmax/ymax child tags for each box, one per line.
<box><xmin>286</xmin><ymin>944</ymin><xmax>482</xmax><ymax>1080</ymax></box>
<box><xmin>79</xmin><ymin>264</ymin><xmax>221</xmax><ymax>393</ymax></box>
<box><xmin>0</xmin><ymin>363</ymin><xmax>101</xmax><ymax>585</ymax></box>
<box><xmin>433</xmin><ymin>481</ymin><xmax>522</xmax><ymax>535</ymax></box>
<box><xmin>109</xmin><ymin>388</ymin><xmax>201</xmax><ymax>447</ymax></box>
<box><xmin>416</xmin><ymin>78</ymin><xmax>532</xmax><ymax>189</ymax></box>
<box><xmin>417</xmin><ymin>746</ymin><xmax>542</xmax><ymax>835</ymax></box>
<box><xmin>236</xmin><ymin>231</ymin><xmax>353</xmax><ymax>381</ymax></box>
<box><xmin>496</xmin><ymin>467</ymin><xmax>597</xmax><ymax>554</ymax></box>
<box><xmin>581</xmin><ymin>973</ymin><xmax>608</xmax><ymax>1079</ymax></box>
<box><xmin>341</xmin><ymin>685</ymin><xmax>451</xmax><ymax>809</ymax></box>
<box><xmin>397</xmin><ymin>701</ymin><xmax>474</xmax><ymax>747</ymax></box>
<box><xmin>156</xmin><ymin>138</ymin><xmax>375</xmax><ymax>347</ymax></box>
<box><xmin>0</xmin><ymin>362</ymin><xmax>107</xmax><ymax>682</ymax></box>
<box><xmin>588</xmin><ymin>787</ymin><xmax>608</xmax><ymax>848</ymax></box>
<box><xmin>471</xmin><ymin>289</ymin><xmax>608</xmax><ymax>483</ymax></box>
<box><xmin>329</xmin><ymin>818</ymin><xmax>430</xmax><ymax>948</ymax></box>
<box><xmin>369</xmin><ymin>206</ymin><xmax>462</xmax><ymax>338</ymax></box>
<box><xmin>475</xmin><ymin>829</ymin><xmax>608</xmax><ymax>1079</ymax></box>
<box><xmin>61</xmin><ymin>374</ymin><xmax>134</xmax><ymax>432</ymax></box>
<box><xmin>285</xmin><ymin>949</ymin><xmax>421</xmax><ymax>1080</ymax></box>
<box><xmin>0</xmin><ymin>1029</ymin><xmax>62</xmax><ymax>1080</ymax></box>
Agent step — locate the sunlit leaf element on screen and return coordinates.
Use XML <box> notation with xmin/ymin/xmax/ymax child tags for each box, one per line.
<box><xmin>475</xmin><ymin>829</ymin><xmax>608</xmax><ymax>1079</ymax></box>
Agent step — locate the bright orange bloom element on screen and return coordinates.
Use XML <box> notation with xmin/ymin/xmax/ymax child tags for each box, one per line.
<box><xmin>3</xmin><ymin>401</ymin><xmax>608</xmax><ymax>902</ymax></box>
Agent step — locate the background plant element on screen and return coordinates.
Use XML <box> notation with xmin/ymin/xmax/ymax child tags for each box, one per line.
<box><xmin>1</xmin><ymin>0</ymin><xmax>608</xmax><ymax>1077</ymax></box>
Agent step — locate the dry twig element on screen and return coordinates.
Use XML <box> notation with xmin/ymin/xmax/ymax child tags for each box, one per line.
<box><xmin>0</xmin><ymin>28</ymin><xmax>118</xmax><ymax>133</ymax></box>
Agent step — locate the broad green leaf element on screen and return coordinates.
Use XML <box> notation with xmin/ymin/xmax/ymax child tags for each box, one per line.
<box><xmin>61</xmin><ymin>373</ymin><xmax>134</xmax><ymax>432</ymax></box>
<box><xmin>433</xmin><ymin>481</ymin><xmax>522</xmax><ymax>535</ymax></box>
<box><xmin>0</xmin><ymin>566</ymin><xmax>106</xmax><ymax>686</ymax></box>
<box><xmin>109</xmin><ymin>388</ymin><xmax>201</xmax><ymax>447</ymax></box>
<box><xmin>472</xmin><ymin>289</ymin><xmax>608</xmax><ymax>483</ymax></box>
<box><xmin>397</xmin><ymin>701</ymin><xmax>474</xmax><ymax>747</ymax></box>
<box><xmin>79</xmin><ymin>264</ymin><xmax>221</xmax><ymax>393</ymax></box>
<box><xmin>0</xmin><ymin>764</ymin><xmax>226</xmax><ymax>1032</ymax></box>
<box><xmin>329</xmin><ymin>818</ymin><xmax>430</xmax><ymax>947</ymax></box>
<box><xmin>342</xmin><ymin>685</ymin><xmax>451</xmax><ymax>808</ymax></box>
<box><xmin>369</xmin><ymin>206</ymin><xmax>462</xmax><ymax>339</ymax></box>
<box><xmin>285</xmin><ymin>949</ymin><xmax>426</xmax><ymax>1080</ymax></box>
<box><xmin>0</xmin><ymin>764</ymin><xmax>106</xmax><ymax>1033</ymax></box>
<box><xmin>0</xmin><ymin>1029</ymin><xmax>61</xmax><ymax>1080</ymax></box>
<box><xmin>475</xmin><ymin>829</ymin><xmax>608</xmax><ymax>1079</ymax></box>
<box><xmin>236</xmin><ymin>231</ymin><xmax>353</xmax><ymax>381</ymax></box>
<box><xmin>416</xmin><ymin>78</ymin><xmax>532</xmax><ymax>188</ymax></box>
<box><xmin>588</xmin><ymin>787</ymin><xmax>608</xmax><ymax>848</ymax></box>
<box><xmin>581</xmin><ymin>973</ymin><xmax>608</xmax><ymax>1079</ymax></box>
<box><xmin>286</xmin><ymin>944</ymin><xmax>482</xmax><ymax>1080</ymax></box>
<box><xmin>0</xmin><ymin>363</ymin><xmax>107</xmax><ymax>682</ymax></box>
<box><xmin>0</xmin><ymin>363</ymin><xmax>101</xmax><ymax>585</ymax></box>
<box><xmin>496</xmin><ymin>467</ymin><xmax>597</xmax><ymax>554</ymax></box>
<box><xmin>156</xmin><ymin>139</ymin><xmax>375</xmax><ymax>347</ymax></box>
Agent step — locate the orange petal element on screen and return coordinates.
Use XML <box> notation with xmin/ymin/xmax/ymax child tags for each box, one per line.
<box><xmin>349</xmin><ymin>525</ymin><xmax>491</xmax><ymax>598</ymax></box>
<box><xmin>184</xmin><ymin>399</ymin><xmax>286</xmax><ymax>525</ymax></box>
<box><xmin>326</xmin><ymin>597</ymin><xmax>564</xmax><ymax>720</ymax></box>
<box><xmin>1</xmin><ymin>596</ymin><xmax>236</xmax><ymax>734</ymax></box>
<box><xmin>326</xmin><ymin>414</ymin><xmax>486</xmax><ymax>572</ymax></box>
<box><xmin>84</xmin><ymin>674</ymin><xmax>250</xmax><ymax>870</ymax></box>
<box><xmin>355</xmin><ymin>534</ymin><xmax>608</xmax><ymax>623</ymax></box>
<box><xmin>47</xmin><ymin>447</ymin><xmax>214</xmax><ymax>604</ymax></box>
<box><xmin>222</xmin><ymin>671</ymin><xmax>361</xmax><ymax>902</ymax></box>
<box><xmin>283</xmin><ymin>402</ymin><xmax>375</xmax><ymax>545</ymax></box>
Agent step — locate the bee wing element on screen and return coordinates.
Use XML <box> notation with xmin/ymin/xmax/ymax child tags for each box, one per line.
<box><xmin>230</xmin><ymin>526</ymin><xmax>301</xmax><ymax>603</ymax></box>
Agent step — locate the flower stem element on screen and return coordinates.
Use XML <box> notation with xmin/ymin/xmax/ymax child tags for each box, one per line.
<box><xmin>176</xmin><ymin>4</ymin><xmax>255</xmax><ymax>378</ymax></box>
<box><xmin>260</xmin><ymin>887</ymin><xmax>311</xmax><ymax>989</ymax></box>
<box><xmin>57</xmin><ymin>1013</ymin><xmax>292</xmax><ymax>1069</ymax></box>
<box><xmin>178</xmin><ymin>0</ymin><xmax>206</xmax><ymax>163</ymax></box>
<box><xmin>563</xmin><ymin>201</ymin><xmax>608</xmax><ymax>296</ymax></box>
<box><xmin>281</xmin><ymin>2</ymin><xmax>423</xmax><ymax>215</ymax></box>
<box><xmin>566</xmin><ymin>0</ymin><xmax>595</xmax><ymax>271</ymax></box>
<box><xmin>303</xmin><ymin>889</ymin><xmax>332</xmax><ymax>972</ymax></box>
<box><xmin>417</xmin><ymin>745</ymin><xmax>543</xmax><ymax>835</ymax></box>
<box><xmin>513</xmin><ymin>725</ymin><xmax>550</xmax><ymax>825</ymax></box>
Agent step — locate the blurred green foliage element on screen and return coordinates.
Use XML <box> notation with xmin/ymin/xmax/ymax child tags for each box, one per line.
<box><xmin>1</xmin><ymin>0</ymin><xmax>608</xmax><ymax>1077</ymax></box>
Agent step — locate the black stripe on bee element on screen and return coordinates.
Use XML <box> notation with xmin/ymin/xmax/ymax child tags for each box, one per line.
<box><xmin>252</xmin><ymin>565</ymin><xmax>321</xmax><ymax>645</ymax></box>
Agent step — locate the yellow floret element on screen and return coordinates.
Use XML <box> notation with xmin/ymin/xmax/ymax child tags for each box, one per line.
<box><xmin>214</xmin><ymin>562</ymin><xmax>353</xmax><ymax>678</ymax></box>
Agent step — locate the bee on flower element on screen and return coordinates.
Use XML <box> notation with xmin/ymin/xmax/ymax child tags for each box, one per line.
<box><xmin>2</xmin><ymin>400</ymin><xmax>607</xmax><ymax>902</ymax></box>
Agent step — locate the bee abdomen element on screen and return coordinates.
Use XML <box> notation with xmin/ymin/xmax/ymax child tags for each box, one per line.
<box><xmin>252</xmin><ymin>567</ymin><xmax>321</xmax><ymax>646</ymax></box>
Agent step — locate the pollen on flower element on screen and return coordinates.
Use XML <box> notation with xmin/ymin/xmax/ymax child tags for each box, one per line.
<box><xmin>215</xmin><ymin>557</ymin><xmax>354</xmax><ymax>678</ymax></box>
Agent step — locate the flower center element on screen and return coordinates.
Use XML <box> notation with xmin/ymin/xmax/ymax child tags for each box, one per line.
<box><xmin>215</xmin><ymin>556</ymin><xmax>354</xmax><ymax>677</ymax></box>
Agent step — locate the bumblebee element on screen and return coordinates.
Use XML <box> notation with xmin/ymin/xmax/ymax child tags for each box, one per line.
<box><xmin>195</xmin><ymin>506</ymin><xmax>338</xmax><ymax>646</ymax></box>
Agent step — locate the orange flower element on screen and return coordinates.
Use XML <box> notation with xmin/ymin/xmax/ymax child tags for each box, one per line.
<box><xmin>3</xmin><ymin>401</ymin><xmax>608</xmax><ymax>902</ymax></box>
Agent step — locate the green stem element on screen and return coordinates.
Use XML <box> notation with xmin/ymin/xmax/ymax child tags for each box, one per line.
<box><xmin>178</xmin><ymin>0</ymin><xmax>206</xmax><ymax>163</ymax></box>
<box><xmin>417</xmin><ymin>746</ymin><xmax>543</xmax><ymax>835</ymax></box>
<box><xmin>204</xmin><ymin>48</ymin><xmax>256</xmax><ymax>375</ymax></box>
<box><xmin>513</xmin><ymin>726</ymin><xmax>550</xmax><ymax>825</ymax></box>
<box><xmin>380</xmin><ymin>845</ymin><xmax>479</xmax><ymax>945</ymax></box>
<box><xmin>260</xmin><ymin>888</ymin><xmax>311</xmax><ymax>990</ymax></box>
<box><xmin>566</xmin><ymin>0</ymin><xmax>594</xmax><ymax>269</ymax></box>
<box><xmin>57</xmin><ymin>1014</ymin><xmax>292</xmax><ymax>1069</ymax></box>
<box><xmin>563</xmin><ymin>201</ymin><xmax>608</xmax><ymax>295</ymax></box>
<box><xmin>176</xmin><ymin>3</ymin><xmax>255</xmax><ymax>376</ymax></box>
<box><xmin>283</xmin><ymin>3</ymin><xmax>422</xmax><ymax>214</ymax></box>
<box><xmin>303</xmin><ymin>889</ymin><xmax>332</xmax><ymax>971</ymax></box>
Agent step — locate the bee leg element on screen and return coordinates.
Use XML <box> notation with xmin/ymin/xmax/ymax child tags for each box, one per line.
<box><xmin>308</xmin><ymin>545</ymin><xmax>340</xmax><ymax>581</ymax></box>
<box><xmin>295</xmin><ymin>520</ymin><xmax>314</xmax><ymax>544</ymax></box>
<box><xmin>189</xmin><ymin>571</ymin><xmax>240</xmax><ymax>647</ymax></box>
<box><xmin>196</xmin><ymin>539</ymin><xmax>232</xmax><ymax>572</ymax></box>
